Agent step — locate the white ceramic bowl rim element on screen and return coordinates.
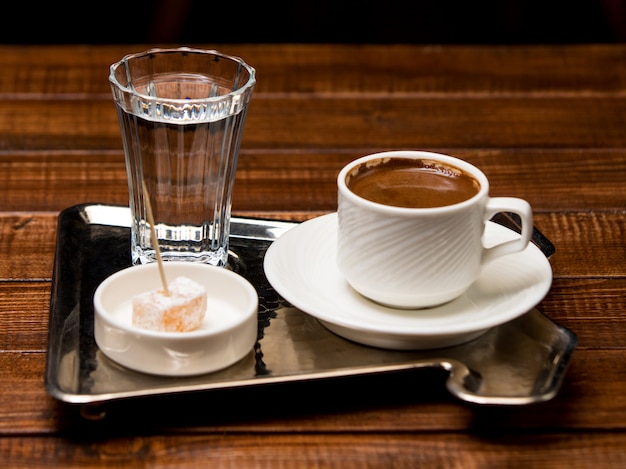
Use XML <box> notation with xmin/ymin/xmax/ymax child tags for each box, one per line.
<box><xmin>93</xmin><ymin>262</ymin><xmax>258</xmax><ymax>340</ymax></box>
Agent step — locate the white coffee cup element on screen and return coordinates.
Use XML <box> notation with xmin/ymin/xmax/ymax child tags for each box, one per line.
<box><xmin>336</xmin><ymin>151</ymin><xmax>533</xmax><ymax>309</ymax></box>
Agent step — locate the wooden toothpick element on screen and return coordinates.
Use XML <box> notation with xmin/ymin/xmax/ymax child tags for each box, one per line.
<box><xmin>142</xmin><ymin>181</ymin><xmax>170</xmax><ymax>296</ymax></box>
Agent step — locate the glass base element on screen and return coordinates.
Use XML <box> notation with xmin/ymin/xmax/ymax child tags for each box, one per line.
<box><xmin>132</xmin><ymin>247</ymin><xmax>229</xmax><ymax>268</ymax></box>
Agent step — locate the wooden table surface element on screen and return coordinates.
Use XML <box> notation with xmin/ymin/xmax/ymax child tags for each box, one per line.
<box><xmin>1</xmin><ymin>43</ymin><xmax>625</xmax><ymax>467</ymax></box>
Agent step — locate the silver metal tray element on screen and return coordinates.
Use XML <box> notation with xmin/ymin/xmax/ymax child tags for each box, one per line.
<box><xmin>45</xmin><ymin>204</ymin><xmax>576</xmax><ymax>413</ymax></box>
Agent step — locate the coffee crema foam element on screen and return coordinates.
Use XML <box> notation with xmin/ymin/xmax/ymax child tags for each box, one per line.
<box><xmin>346</xmin><ymin>157</ymin><xmax>480</xmax><ymax>208</ymax></box>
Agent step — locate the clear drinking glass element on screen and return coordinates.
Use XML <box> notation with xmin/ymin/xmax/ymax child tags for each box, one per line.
<box><xmin>109</xmin><ymin>48</ymin><xmax>256</xmax><ymax>267</ymax></box>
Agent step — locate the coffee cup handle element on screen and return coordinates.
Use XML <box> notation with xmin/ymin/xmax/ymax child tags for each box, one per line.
<box><xmin>482</xmin><ymin>197</ymin><xmax>533</xmax><ymax>264</ymax></box>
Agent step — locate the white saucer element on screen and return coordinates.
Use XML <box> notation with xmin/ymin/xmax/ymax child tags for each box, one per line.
<box><xmin>263</xmin><ymin>213</ymin><xmax>553</xmax><ymax>350</ymax></box>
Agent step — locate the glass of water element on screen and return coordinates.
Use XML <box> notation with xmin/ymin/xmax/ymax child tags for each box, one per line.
<box><xmin>109</xmin><ymin>48</ymin><xmax>256</xmax><ymax>267</ymax></box>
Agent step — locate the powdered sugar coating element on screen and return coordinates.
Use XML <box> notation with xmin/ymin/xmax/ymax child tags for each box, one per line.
<box><xmin>132</xmin><ymin>276</ymin><xmax>207</xmax><ymax>332</ymax></box>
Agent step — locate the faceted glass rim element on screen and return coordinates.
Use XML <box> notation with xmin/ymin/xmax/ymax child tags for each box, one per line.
<box><xmin>109</xmin><ymin>47</ymin><xmax>256</xmax><ymax>105</ymax></box>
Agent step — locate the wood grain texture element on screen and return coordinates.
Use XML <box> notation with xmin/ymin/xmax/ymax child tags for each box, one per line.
<box><xmin>2</xmin><ymin>97</ymin><xmax>626</xmax><ymax>151</ymax></box>
<box><xmin>1</xmin><ymin>149</ymin><xmax>624</xmax><ymax>212</ymax></box>
<box><xmin>1</xmin><ymin>432</ymin><xmax>625</xmax><ymax>469</ymax></box>
<box><xmin>1</xmin><ymin>45</ymin><xmax>625</xmax><ymax>96</ymax></box>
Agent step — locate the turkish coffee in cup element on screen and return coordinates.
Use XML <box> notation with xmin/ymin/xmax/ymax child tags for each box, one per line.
<box><xmin>345</xmin><ymin>157</ymin><xmax>481</xmax><ymax>209</ymax></box>
<box><xmin>337</xmin><ymin>151</ymin><xmax>533</xmax><ymax>309</ymax></box>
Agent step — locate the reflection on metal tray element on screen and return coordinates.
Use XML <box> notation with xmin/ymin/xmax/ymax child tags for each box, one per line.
<box><xmin>45</xmin><ymin>204</ymin><xmax>576</xmax><ymax>413</ymax></box>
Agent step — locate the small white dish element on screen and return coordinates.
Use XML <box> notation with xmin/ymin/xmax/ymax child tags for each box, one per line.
<box><xmin>263</xmin><ymin>213</ymin><xmax>553</xmax><ymax>350</ymax></box>
<box><xmin>94</xmin><ymin>262</ymin><xmax>258</xmax><ymax>376</ymax></box>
